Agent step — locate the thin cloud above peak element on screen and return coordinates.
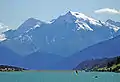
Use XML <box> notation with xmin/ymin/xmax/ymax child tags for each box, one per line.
<box><xmin>94</xmin><ymin>8</ymin><xmax>120</xmax><ymax>14</ymax></box>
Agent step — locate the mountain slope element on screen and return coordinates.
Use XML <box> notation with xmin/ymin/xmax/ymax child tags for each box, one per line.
<box><xmin>0</xmin><ymin>43</ymin><xmax>64</xmax><ymax>70</ymax></box>
<box><xmin>74</xmin><ymin>56</ymin><xmax>120</xmax><ymax>72</ymax></box>
<box><xmin>19</xmin><ymin>51</ymin><xmax>65</xmax><ymax>70</ymax></box>
<box><xmin>53</xmin><ymin>35</ymin><xmax>120</xmax><ymax>69</ymax></box>
<box><xmin>0</xmin><ymin>44</ymin><xmax>22</xmax><ymax>66</ymax></box>
<box><xmin>74</xmin><ymin>57</ymin><xmax>115</xmax><ymax>70</ymax></box>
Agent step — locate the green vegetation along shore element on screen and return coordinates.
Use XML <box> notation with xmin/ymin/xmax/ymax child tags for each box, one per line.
<box><xmin>92</xmin><ymin>56</ymin><xmax>120</xmax><ymax>72</ymax></box>
<box><xmin>74</xmin><ymin>56</ymin><xmax>120</xmax><ymax>73</ymax></box>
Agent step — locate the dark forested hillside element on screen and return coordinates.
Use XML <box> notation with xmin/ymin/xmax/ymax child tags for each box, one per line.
<box><xmin>74</xmin><ymin>56</ymin><xmax>120</xmax><ymax>72</ymax></box>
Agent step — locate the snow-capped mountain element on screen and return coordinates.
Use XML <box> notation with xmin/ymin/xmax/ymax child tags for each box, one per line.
<box><xmin>2</xmin><ymin>18</ymin><xmax>46</xmax><ymax>55</ymax></box>
<box><xmin>2</xmin><ymin>11</ymin><xmax>120</xmax><ymax>56</ymax></box>
<box><xmin>0</xmin><ymin>22</ymin><xmax>9</xmax><ymax>33</ymax></box>
<box><xmin>0</xmin><ymin>22</ymin><xmax>9</xmax><ymax>41</ymax></box>
<box><xmin>4</xmin><ymin>18</ymin><xmax>45</xmax><ymax>38</ymax></box>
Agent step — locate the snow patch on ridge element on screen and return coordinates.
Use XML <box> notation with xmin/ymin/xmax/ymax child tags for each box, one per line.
<box><xmin>106</xmin><ymin>22</ymin><xmax>120</xmax><ymax>32</ymax></box>
<box><xmin>70</xmin><ymin>11</ymin><xmax>102</xmax><ymax>26</ymax></box>
<box><xmin>75</xmin><ymin>20</ymin><xmax>93</xmax><ymax>31</ymax></box>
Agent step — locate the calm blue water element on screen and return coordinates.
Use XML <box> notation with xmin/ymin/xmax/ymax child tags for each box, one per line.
<box><xmin>0</xmin><ymin>71</ymin><xmax>120</xmax><ymax>82</ymax></box>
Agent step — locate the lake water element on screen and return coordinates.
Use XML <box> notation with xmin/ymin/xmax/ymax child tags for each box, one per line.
<box><xmin>0</xmin><ymin>71</ymin><xmax>120</xmax><ymax>82</ymax></box>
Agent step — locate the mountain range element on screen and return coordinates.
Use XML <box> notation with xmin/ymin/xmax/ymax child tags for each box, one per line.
<box><xmin>2</xmin><ymin>11</ymin><xmax>120</xmax><ymax>57</ymax></box>
<box><xmin>0</xmin><ymin>11</ymin><xmax>120</xmax><ymax>70</ymax></box>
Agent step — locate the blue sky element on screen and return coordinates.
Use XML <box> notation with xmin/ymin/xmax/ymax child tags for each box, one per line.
<box><xmin>0</xmin><ymin>0</ymin><xmax>120</xmax><ymax>29</ymax></box>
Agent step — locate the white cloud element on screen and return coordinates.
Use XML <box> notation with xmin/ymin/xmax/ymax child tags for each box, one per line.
<box><xmin>94</xmin><ymin>8</ymin><xmax>120</xmax><ymax>14</ymax></box>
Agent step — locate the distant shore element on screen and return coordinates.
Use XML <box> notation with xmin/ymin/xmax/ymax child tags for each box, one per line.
<box><xmin>0</xmin><ymin>65</ymin><xmax>27</xmax><ymax>72</ymax></box>
<box><xmin>0</xmin><ymin>65</ymin><xmax>119</xmax><ymax>73</ymax></box>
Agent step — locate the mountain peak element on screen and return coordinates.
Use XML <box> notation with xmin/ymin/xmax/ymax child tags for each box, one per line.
<box><xmin>53</xmin><ymin>11</ymin><xmax>100</xmax><ymax>26</ymax></box>
<box><xmin>11</xmin><ymin>17</ymin><xmax>45</xmax><ymax>36</ymax></box>
<box><xmin>65</xmin><ymin>11</ymin><xmax>73</xmax><ymax>15</ymax></box>
<box><xmin>106</xmin><ymin>19</ymin><xmax>114</xmax><ymax>23</ymax></box>
<box><xmin>61</xmin><ymin>11</ymin><xmax>102</xmax><ymax>27</ymax></box>
<box><xmin>106</xmin><ymin>19</ymin><xmax>120</xmax><ymax>27</ymax></box>
<box><xmin>25</xmin><ymin>17</ymin><xmax>41</xmax><ymax>23</ymax></box>
<box><xmin>65</xmin><ymin>11</ymin><xmax>97</xmax><ymax>22</ymax></box>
